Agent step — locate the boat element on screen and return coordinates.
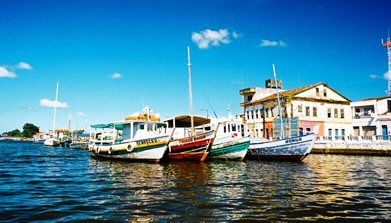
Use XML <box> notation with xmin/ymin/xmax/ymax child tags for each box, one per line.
<box><xmin>246</xmin><ymin>64</ymin><xmax>318</xmax><ymax>161</ymax></box>
<box><xmin>88</xmin><ymin>107</ymin><xmax>172</xmax><ymax>162</ymax></box>
<box><xmin>165</xmin><ymin>115</ymin><xmax>216</xmax><ymax>161</ymax></box>
<box><xmin>69</xmin><ymin>132</ymin><xmax>89</xmax><ymax>149</ymax></box>
<box><xmin>164</xmin><ymin>47</ymin><xmax>217</xmax><ymax>162</ymax></box>
<box><xmin>208</xmin><ymin>118</ymin><xmax>250</xmax><ymax>161</ymax></box>
<box><xmin>69</xmin><ymin>141</ymin><xmax>88</xmax><ymax>149</ymax></box>
<box><xmin>44</xmin><ymin>82</ymin><xmax>61</xmax><ymax>147</ymax></box>
<box><xmin>44</xmin><ymin>137</ymin><xmax>60</xmax><ymax>147</ymax></box>
<box><xmin>247</xmin><ymin>131</ymin><xmax>317</xmax><ymax>161</ymax></box>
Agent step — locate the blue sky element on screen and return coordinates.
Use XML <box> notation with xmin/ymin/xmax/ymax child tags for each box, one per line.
<box><xmin>0</xmin><ymin>0</ymin><xmax>390</xmax><ymax>132</ymax></box>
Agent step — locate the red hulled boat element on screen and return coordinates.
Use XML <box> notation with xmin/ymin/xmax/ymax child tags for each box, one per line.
<box><xmin>165</xmin><ymin>115</ymin><xmax>216</xmax><ymax>162</ymax></box>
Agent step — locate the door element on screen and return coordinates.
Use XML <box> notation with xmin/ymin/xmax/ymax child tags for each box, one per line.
<box><xmin>382</xmin><ymin>125</ymin><xmax>388</xmax><ymax>140</ymax></box>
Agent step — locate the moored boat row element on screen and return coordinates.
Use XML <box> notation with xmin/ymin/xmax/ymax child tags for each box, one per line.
<box><xmin>87</xmin><ymin>47</ymin><xmax>318</xmax><ymax>162</ymax></box>
<box><xmin>87</xmin><ymin>109</ymin><xmax>317</xmax><ymax>162</ymax></box>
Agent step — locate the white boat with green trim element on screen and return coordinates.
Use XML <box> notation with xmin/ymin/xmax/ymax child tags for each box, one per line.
<box><xmin>88</xmin><ymin>108</ymin><xmax>172</xmax><ymax>162</ymax></box>
<box><xmin>208</xmin><ymin>117</ymin><xmax>250</xmax><ymax>161</ymax></box>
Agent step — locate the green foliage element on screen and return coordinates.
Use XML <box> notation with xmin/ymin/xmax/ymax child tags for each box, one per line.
<box><xmin>21</xmin><ymin>123</ymin><xmax>40</xmax><ymax>138</ymax></box>
<box><xmin>4</xmin><ymin>129</ymin><xmax>22</xmax><ymax>137</ymax></box>
<box><xmin>2</xmin><ymin>123</ymin><xmax>40</xmax><ymax>138</ymax></box>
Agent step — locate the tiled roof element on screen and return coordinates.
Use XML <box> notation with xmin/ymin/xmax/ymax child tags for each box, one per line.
<box><xmin>243</xmin><ymin>82</ymin><xmax>350</xmax><ymax>106</ymax></box>
<box><xmin>360</xmin><ymin>96</ymin><xmax>391</xmax><ymax>101</ymax></box>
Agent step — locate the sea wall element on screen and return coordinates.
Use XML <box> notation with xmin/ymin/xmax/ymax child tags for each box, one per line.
<box><xmin>313</xmin><ymin>141</ymin><xmax>391</xmax><ymax>156</ymax></box>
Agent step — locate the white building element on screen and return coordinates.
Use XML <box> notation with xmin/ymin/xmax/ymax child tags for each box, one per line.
<box><xmin>351</xmin><ymin>96</ymin><xmax>391</xmax><ymax>138</ymax></box>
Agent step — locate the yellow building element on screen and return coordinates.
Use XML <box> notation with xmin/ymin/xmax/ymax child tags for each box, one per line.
<box><xmin>240</xmin><ymin>82</ymin><xmax>352</xmax><ymax>139</ymax></box>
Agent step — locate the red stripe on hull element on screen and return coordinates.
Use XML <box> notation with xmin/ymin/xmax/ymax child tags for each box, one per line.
<box><xmin>169</xmin><ymin>152</ymin><xmax>209</xmax><ymax>162</ymax></box>
<box><xmin>246</xmin><ymin>154</ymin><xmax>309</xmax><ymax>162</ymax></box>
<box><xmin>170</xmin><ymin>138</ymin><xmax>213</xmax><ymax>152</ymax></box>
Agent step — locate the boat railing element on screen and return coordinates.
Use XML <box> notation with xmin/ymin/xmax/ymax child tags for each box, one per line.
<box><xmin>316</xmin><ymin>135</ymin><xmax>391</xmax><ymax>142</ymax></box>
<box><xmin>176</xmin><ymin>130</ymin><xmax>214</xmax><ymax>143</ymax></box>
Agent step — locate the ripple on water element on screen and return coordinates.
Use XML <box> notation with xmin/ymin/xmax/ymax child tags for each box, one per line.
<box><xmin>1</xmin><ymin>142</ymin><xmax>391</xmax><ymax>221</ymax></box>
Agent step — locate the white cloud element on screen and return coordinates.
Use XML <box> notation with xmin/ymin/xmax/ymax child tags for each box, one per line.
<box><xmin>111</xmin><ymin>72</ymin><xmax>122</xmax><ymax>79</ymax></box>
<box><xmin>232</xmin><ymin>31</ymin><xmax>242</xmax><ymax>39</ymax></box>
<box><xmin>0</xmin><ymin>66</ymin><xmax>16</xmax><ymax>78</ymax></box>
<box><xmin>191</xmin><ymin>29</ymin><xmax>239</xmax><ymax>49</ymax></box>
<box><xmin>369</xmin><ymin>74</ymin><xmax>379</xmax><ymax>79</ymax></box>
<box><xmin>384</xmin><ymin>71</ymin><xmax>391</xmax><ymax>80</ymax></box>
<box><xmin>17</xmin><ymin>62</ymin><xmax>32</xmax><ymax>70</ymax></box>
<box><xmin>77</xmin><ymin>112</ymin><xmax>84</xmax><ymax>116</ymax></box>
<box><xmin>259</xmin><ymin>39</ymin><xmax>287</xmax><ymax>47</ymax></box>
<box><xmin>40</xmin><ymin>99</ymin><xmax>69</xmax><ymax>109</ymax></box>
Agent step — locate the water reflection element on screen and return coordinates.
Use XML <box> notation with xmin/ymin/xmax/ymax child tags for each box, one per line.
<box><xmin>1</xmin><ymin>142</ymin><xmax>391</xmax><ymax>222</ymax></box>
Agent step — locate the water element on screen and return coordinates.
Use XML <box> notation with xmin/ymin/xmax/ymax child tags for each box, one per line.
<box><xmin>0</xmin><ymin>141</ymin><xmax>391</xmax><ymax>222</ymax></box>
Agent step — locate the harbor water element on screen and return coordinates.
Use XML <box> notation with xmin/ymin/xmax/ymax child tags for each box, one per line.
<box><xmin>1</xmin><ymin>141</ymin><xmax>390</xmax><ymax>222</ymax></box>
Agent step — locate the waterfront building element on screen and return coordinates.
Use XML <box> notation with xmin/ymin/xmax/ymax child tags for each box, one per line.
<box><xmin>351</xmin><ymin>96</ymin><xmax>391</xmax><ymax>138</ymax></box>
<box><xmin>240</xmin><ymin>82</ymin><xmax>352</xmax><ymax>139</ymax></box>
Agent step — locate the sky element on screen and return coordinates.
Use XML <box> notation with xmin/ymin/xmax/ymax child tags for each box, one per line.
<box><xmin>0</xmin><ymin>0</ymin><xmax>390</xmax><ymax>133</ymax></box>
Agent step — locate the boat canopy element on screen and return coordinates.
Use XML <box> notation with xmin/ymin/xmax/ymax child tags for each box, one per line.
<box><xmin>164</xmin><ymin>115</ymin><xmax>210</xmax><ymax>128</ymax></box>
<box><xmin>91</xmin><ymin>121</ymin><xmax>166</xmax><ymax>130</ymax></box>
<box><xmin>90</xmin><ymin>123</ymin><xmax>125</xmax><ymax>130</ymax></box>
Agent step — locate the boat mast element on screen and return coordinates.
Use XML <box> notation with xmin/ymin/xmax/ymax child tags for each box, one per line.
<box><xmin>52</xmin><ymin>82</ymin><xmax>59</xmax><ymax>138</ymax></box>
<box><xmin>187</xmin><ymin>46</ymin><xmax>195</xmax><ymax>135</ymax></box>
<box><xmin>272</xmin><ymin>64</ymin><xmax>285</xmax><ymax>139</ymax></box>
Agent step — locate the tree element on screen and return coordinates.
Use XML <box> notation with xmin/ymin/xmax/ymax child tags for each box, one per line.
<box><xmin>22</xmin><ymin>123</ymin><xmax>40</xmax><ymax>138</ymax></box>
<box><xmin>6</xmin><ymin>129</ymin><xmax>22</xmax><ymax>137</ymax></box>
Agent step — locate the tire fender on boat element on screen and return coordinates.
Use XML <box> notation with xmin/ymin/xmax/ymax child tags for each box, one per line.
<box><xmin>108</xmin><ymin>147</ymin><xmax>112</xmax><ymax>154</ymax></box>
<box><xmin>97</xmin><ymin>146</ymin><xmax>101</xmax><ymax>154</ymax></box>
<box><xmin>126</xmin><ymin>145</ymin><xmax>133</xmax><ymax>152</ymax></box>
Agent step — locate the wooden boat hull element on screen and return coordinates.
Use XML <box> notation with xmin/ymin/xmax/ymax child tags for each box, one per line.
<box><xmin>209</xmin><ymin>138</ymin><xmax>250</xmax><ymax>161</ymax></box>
<box><xmin>69</xmin><ymin>142</ymin><xmax>88</xmax><ymax>149</ymax></box>
<box><xmin>43</xmin><ymin>138</ymin><xmax>60</xmax><ymax>147</ymax></box>
<box><xmin>246</xmin><ymin>133</ymin><xmax>317</xmax><ymax>161</ymax></box>
<box><xmin>91</xmin><ymin>144</ymin><xmax>168</xmax><ymax>162</ymax></box>
<box><xmin>89</xmin><ymin>136</ymin><xmax>170</xmax><ymax>162</ymax></box>
<box><xmin>169</xmin><ymin>131</ymin><xmax>215</xmax><ymax>162</ymax></box>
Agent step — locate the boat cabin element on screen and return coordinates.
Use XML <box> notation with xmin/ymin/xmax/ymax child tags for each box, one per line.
<box><xmin>90</xmin><ymin>121</ymin><xmax>168</xmax><ymax>145</ymax></box>
<box><xmin>164</xmin><ymin>115</ymin><xmax>211</xmax><ymax>138</ymax></box>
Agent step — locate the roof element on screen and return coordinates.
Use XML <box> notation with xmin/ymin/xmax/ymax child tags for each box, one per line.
<box><xmin>360</xmin><ymin>96</ymin><xmax>391</xmax><ymax>101</ymax></box>
<box><xmin>242</xmin><ymin>82</ymin><xmax>350</xmax><ymax>106</ymax></box>
<box><xmin>164</xmin><ymin>115</ymin><xmax>211</xmax><ymax>128</ymax></box>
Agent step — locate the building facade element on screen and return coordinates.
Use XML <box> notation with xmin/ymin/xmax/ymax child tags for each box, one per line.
<box><xmin>351</xmin><ymin>96</ymin><xmax>391</xmax><ymax>138</ymax></box>
<box><xmin>240</xmin><ymin>82</ymin><xmax>352</xmax><ymax>139</ymax></box>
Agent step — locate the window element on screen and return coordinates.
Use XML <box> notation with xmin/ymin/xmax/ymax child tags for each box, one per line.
<box><xmin>298</xmin><ymin>105</ymin><xmax>302</xmax><ymax>113</ymax></box>
<box><xmin>139</xmin><ymin>124</ymin><xmax>145</xmax><ymax>130</ymax></box>
<box><xmin>223</xmin><ymin>125</ymin><xmax>226</xmax><ymax>133</ymax></box>
<box><xmin>228</xmin><ymin>124</ymin><xmax>231</xmax><ymax>132</ymax></box>
<box><xmin>335</xmin><ymin>129</ymin><xmax>339</xmax><ymax>137</ymax></box>
<box><xmin>341</xmin><ymin>129</ymin><xmax>346</xmax><ymax>136</ymax></box>
<box><xmin>250</xmin><ymin>110</ymin><xmax>253</xmax><ymax>119</ymax></box>
<box><xmin>316</xmin><ymin>87</ymin><xmax>320</xmax><ymax>96</ymax></box>
<box><xmin>246</xmin><ymin>111</ymin><xmax>250</xmax><ymax>120</ymax></box>
<box><xmin>328</xmin><ymin>128</ymin><xmax>332</xmax><ymax>136</ymax></box>
<box><xmin>334</xmin><ymin>108</ymin><xmax>338</xmax><ymax>118</ymax></box>
<box><xmin>328</xmin><ymin>108</ymin><xmax>332</xmax><ymax>118</ymax></box>
<box><xmin>340</xmin><ymin>109</ymin><xmax>345</xmax><ymax>119</ymax></box>
<box><xmin>323</xmin><ymin>89</ymin><xmax>327</xmax><ymax>97</ymax></box>
<box><xmin>306</xmin><ymin>107</ymin><xmax>310</xmax><ymax>116</ymax></box>
<box><xmin>271</xmin><ymin>108</ymin><xmax>274</xmax><ymax>117</ymax></box>
<box><xmin>306</xmin><ymin>128</ymin><xmax>311</xmax><ymax>133</ymax></box>
<box><xmin>232</xmin><ymin>124</ymin><xmax>237</xmax><ymax>132</ymax></box>
<box><xmin>255</xmin><ymin>109</ymin><xmax>259</xmax><ymax>119</ymax></box>
<box><xmin>313</xmin><ymin>107</ymin><xmax>317</xmax><ymax>117</ymax></box>
<box><xmin>355</xmin><ymin>108</ymin><xmax>360</xmax><ymax>116</ymax></box>
<box><xmin>247</xmin><ymin>95</ymin><xmax>253</xmax><ymax>101</ymax></box>
<box><xmin>388</xmin><ymin>100</ymin><xmax>391</xmax><ymax>112</ymax></box>
<box><xmin>265</xmin><ymin>108</ymin><xmax>269</xmax><ymax>118</ymax></box>
<box><xmin>299</xmin><ymin>128</ymin><xmax>304</xmax><ymax>136</ymax></box>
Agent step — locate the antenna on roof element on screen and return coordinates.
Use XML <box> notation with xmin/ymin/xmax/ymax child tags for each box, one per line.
<box><xmin>382</xmin><ymin>29</ymin><xmax>391</xmax><ymax>96</ymax></box>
